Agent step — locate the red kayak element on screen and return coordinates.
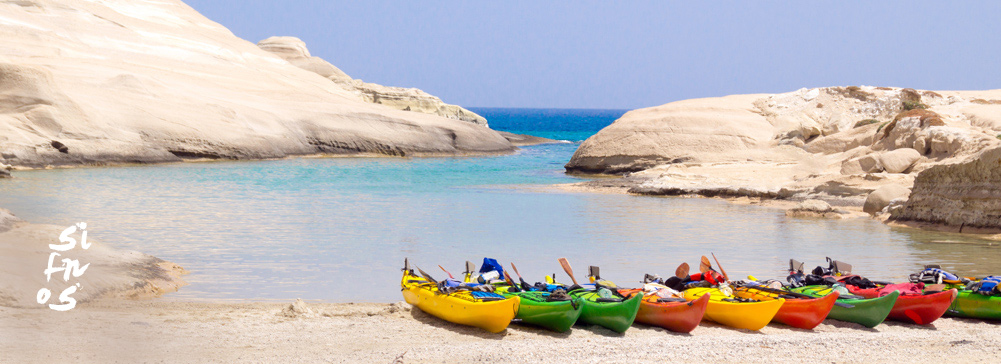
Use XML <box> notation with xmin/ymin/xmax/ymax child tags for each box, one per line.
<box><xmin>735</xmin><ymin>287</ymin><xmax>839</xmax><ymax>330</ymax></box>
<box><xmin>619</xmin><ymin>289</ymin><xmax>709</xmax><ymax>333</ymax></box>
<box><xmin>849</xmin><ymin>286</ymin><xmax>957</xmax><ymax>325</ymax></box>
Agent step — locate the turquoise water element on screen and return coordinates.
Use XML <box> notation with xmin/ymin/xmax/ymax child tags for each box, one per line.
<box><xmin>1</xmin><ymin>109</ymin><xmax>998</xmax><ymax>302</ymax></box>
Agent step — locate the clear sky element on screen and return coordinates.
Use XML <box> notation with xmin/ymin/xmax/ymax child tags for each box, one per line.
<box><xmin>185</xmin><ymin>1</ymin><xmax>1001</xmax><ymax>109</ymax></box>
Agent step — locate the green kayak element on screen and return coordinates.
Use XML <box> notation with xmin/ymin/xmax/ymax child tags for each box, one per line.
<box><xmin>569</xmin><ymin>288</ymin><xmax>642</xmax><ymax>333</ymax></box>
<box><xmin>495</xmin><ymin>286</ymin><xmax>584</xmax><ymax>332</ymax></box>
<box><xmin>791</xmin><ymin>285</ymin><xmax>899</xmax><ymax>328</ymax></box>
<box><xmin>946</xmin><ymin>289</ymin><xmax>1001</xmax><ymax>320</ymax></box>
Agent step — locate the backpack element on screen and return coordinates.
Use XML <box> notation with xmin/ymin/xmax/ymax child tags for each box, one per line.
<box><xmin>839</xmin><ymin>275</ymin><xmax>879</xmax><ymax>289</ymax></box>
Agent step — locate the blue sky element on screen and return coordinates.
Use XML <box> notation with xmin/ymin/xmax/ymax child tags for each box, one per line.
<box><xmin>185</xmin><ymin>1</ymin><xmax>1001</xmax><ymax>109</ymax></box>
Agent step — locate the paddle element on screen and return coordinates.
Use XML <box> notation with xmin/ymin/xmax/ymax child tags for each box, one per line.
<box><xmin>438</xmin><ymin>265</ymin><xmax>455</xmax><ymax>279</ymax></box>
<box><xmin>503</xmin><ymin>271</ymin><xmax>517</xmax><ymax>287</ymax></box>
<box><xmin>711</xmin><ymin>253</ymin><xmax>729</xmax><ymax>282</ymax></box>
<box><xmin>557</xmin><ymin>257</ymin><xmax>580</xmax><ymax>286</ymax></box>
<box><xmin>510</xmin><ymin>263</ymin><xmax>531</xmax><ymax>289</ymax></box>
<box><xmin>416</xmin><ymin>267</ymin><xmax>437</xmax><ymax>285</ymax></box>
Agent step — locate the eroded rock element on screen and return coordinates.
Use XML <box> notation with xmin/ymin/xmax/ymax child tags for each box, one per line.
<box><xmin>878</xmin><ymin>148</ymin><xmax>922</xmax><ymax>174</ymax></box>
<box><xmin>785</xmin><ymin>199</ymin><xmax>847</xmax><ymax>218</ymax></box>
<box><xmin>890</xmin><ymin>147</ymin><xmax>1001</xmax><ymax>229</ymax></box>
<box><xmin>257</xmin><ymin>36</ymin><xmax>488</xmax><ymax>126</ymax></box>
<box><xmin>863</xmin><ymin>184</ymin><xmax>911</xmax><ymax>215</ymax></box>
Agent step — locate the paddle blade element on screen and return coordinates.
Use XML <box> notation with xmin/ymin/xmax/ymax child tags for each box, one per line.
<box><xmin>403</xmin><ymin>258</ymin><xmax>411</xmax><ymax>272</ymax></box>
<box><xmin>588</xmin><ymin>266</ymin><xmax>600</xmax><ymax>280</ymax></box>
<box><xmin>464</xmin><ymin>261</ymin><xmax>476</xmax><ymax>275</ymax></box>
<box><xmin>925</xmin><ymin>284</ymin><xmax>946</xmax><ymax>292</ymax></box>
<box><xmin>557</xmin><ymin>257</ymin><xmax>579</xmax><ymax>286</ymax></box>
<box><xmin>832</xmin><ymin>260</ymin><xmax>853</xmax><ymax>275</ymax></box>
<box><xmin>699</xmin><ymin>256</ymin><xmax>712</xmax><ymax>274</ymax></box>
<box><xmin>675</xmin><ymin>262</ymin><xmax>690</xmax><ymax>278</ymax></box>
<box><xmin>790</xmin><ymin>259</ymin><xmax>805</xmax><ymax>273</ymax></box>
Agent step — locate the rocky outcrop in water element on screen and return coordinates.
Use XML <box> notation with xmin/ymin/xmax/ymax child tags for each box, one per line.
<box><xmin>0</xmin><ymin>208</ymin><xmax>187</xmax><ymax>307</ymax></box>
<box><xmin>0</xmin><ymin>0</ymin><xmax>511</xmax><ymax>170</ymax></box>
<box><xmin>257</xmin><ymin>36</ymin><xmax>488</xmax><ymax>126</ymax></box>
<box><xmin>567</xmin><ymin>86</ymin><xmax>1001</xmax><ymax>224</ymax></box>
<box><xmin>890</xmin><ymin>147</ymin><xmax>1001</xmax><ymax>230</ymax></box>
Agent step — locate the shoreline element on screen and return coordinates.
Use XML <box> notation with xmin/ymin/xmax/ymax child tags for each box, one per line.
<box><xmin>3</xmin><ymin>299</ymin><xmax>998</xmax><ymax>363</ymax></box>
<box><xmin>0</xmin><ymin>132</ymin><xmax>566</xmax><ymax>175</ymax></box>
<box><xmin>550</xmin><ymin>178</ymin><xmax>1001</xmax><ymax>241</ymax></box>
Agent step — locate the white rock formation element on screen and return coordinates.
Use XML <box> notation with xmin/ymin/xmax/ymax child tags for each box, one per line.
<box><xmin>877</xmin><ymin>148</ymin><xmax>922</xmax><ymax>174</ymax></box>
<box><xmin>568</xmin><ymin>86</ymin><xmax>1001</xmax><ymax>221</ymax></box>
<box><xmin>256</xmin><ymin>36</ymin><xmax>488</xmax><ymax>126</ymax></box>
<box><xmin>890</xmin><ymin>147</ymin><xmax>1001</xmax><ymax>230</ymax></box>
<box><xmin>0</xmin><ymin>0</ymin><xmax>511</xmax><ymax>169</ymax></box>
<box><xmin>863</xmin><ymin>185</ymin><xmax>912</xmax><ymax>215</ymax></box>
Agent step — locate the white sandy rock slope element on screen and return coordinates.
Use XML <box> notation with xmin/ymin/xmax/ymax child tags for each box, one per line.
<box><xmin>0</xmin><ymin>0</ymin><xmax>512</xmax><ymax>169</ymax></box>
<box><xmin>567</xmin><ymin>86</ymin><xmax>1001</xmax><ymax>229</ymax></box>
<box><xmin>257</xmin><ymin>36</ymin><xmax>489</xmax><ymax>126</ymax></box>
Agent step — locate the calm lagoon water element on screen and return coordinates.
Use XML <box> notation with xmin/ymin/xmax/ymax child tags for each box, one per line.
<box><xmin>1</xmin><ymin>108</ymin><xmax>999</xmax><ymax>302</ymax></box>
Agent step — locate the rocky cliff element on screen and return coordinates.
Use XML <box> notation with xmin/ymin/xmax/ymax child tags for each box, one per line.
<box><xmin>567</xmin><ymin>86</ymin><xmax>1001</xmax><ymax>218</ymax></box>
<box><xmin>0</xmin><ymin>0</ymin><xmax>512</xmax><ymax>170</ymax></box>
<box><xmin>890</xmin><ymin>147</ymin><xmax>1001</xmax><ymax>230</ymax></box>
<box><xmin>257</xmin><ymin>36</ymin><xmax>488</xmax><ymax>126</ymax></box>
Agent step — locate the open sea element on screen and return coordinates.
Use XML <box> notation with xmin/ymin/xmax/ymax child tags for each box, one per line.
<box><xmin>1</xmin><ymin>108</ymin><xmax>999</xmax><ymax>302</ymax></box>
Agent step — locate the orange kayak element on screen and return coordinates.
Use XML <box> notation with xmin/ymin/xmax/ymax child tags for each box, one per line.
<box><xmin>849</xmin><ymin>287</ymin><xmax>957</xmax><ymax>325</ymax></box>
<box><xmin>619</xmin><ymin>289</ymin><xmax>709</xmax><ymax>333</ymax></box>
<box><xmin>734</xmin><ymin>286</ymin><xmax>839</xmax><ymax>330</ymax></box>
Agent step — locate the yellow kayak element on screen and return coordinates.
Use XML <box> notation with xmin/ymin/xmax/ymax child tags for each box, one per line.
<box><xmin>684</xmin><ymin>287</ymin><xmax>783</xmax><ymax>331</ymax></box>
<box><xmin>401</xmin><ymin>270</ymin><xmax>520</xmax><ymax>333</ymax></box>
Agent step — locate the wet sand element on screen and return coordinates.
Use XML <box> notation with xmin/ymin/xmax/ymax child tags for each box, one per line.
<box><xmin>2</xmin><ymin>300</ymin><xmax>999</xmax><ymax>363</ymax></box>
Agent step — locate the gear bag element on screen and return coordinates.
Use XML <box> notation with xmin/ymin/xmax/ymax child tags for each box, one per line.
<box><xmin>910</xmin><ymin>267</ymin><xmax>961</xmax><ymax>285</ymax></box>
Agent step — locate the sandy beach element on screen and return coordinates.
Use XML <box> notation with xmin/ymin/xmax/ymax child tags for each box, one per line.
<box><xmin>2</xmin><ymin>299</ymin><xmax>999</xmax><ymax>364</ymax></box>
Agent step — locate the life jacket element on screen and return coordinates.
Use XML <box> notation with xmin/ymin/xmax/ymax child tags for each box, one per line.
<box><xmin>976</xmin><ymin>276</ymin><xmax>1001</xmax><ymax>296</ymax></box>
<box><xmin>690</xmin><ymin>271</ymin><xmax>725</xmax><ymax>285</ymax></box>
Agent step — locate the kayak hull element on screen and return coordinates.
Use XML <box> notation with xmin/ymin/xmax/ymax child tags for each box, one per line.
<box><xmin>619</xmin><ymin>289</ymin><xmax>709</xmax><ymax>333</ymax></box>
<box><xmin>734</xmin><ymin>287</ymin><xmax>838</xmax><ymax>330</ymax></box>
<box><xmin>947</xmin><ymin>290</ymin><xmax>1001</xmax><ymax>320</ymax></box>
<box><xmin>792</xmin><ymin>286</ymin><xmax>898</xmax><ymax>328</ymax></box>
<box><xmin>572</xmin><ymin>290</ymin><xmax>642</xmax><ymax>333</ymax></box>
<box><xmin>684</xmin><ymin>287</ymin><xmax>783</xmax><ymax>331</ymax></box>
<box><xmin>851</xmin><ymin>287</ymin><xmax>957</xmax><ymax>325</ymax></box>
<box><xmin>401</xmin><ymin>272</ymin><xmax>520</xmax><ymax>333</ymax></box>
<box><xmin>501</xmin><ymin>290</ymin><xmax>583</xmax><ymax>332</ymax></box>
